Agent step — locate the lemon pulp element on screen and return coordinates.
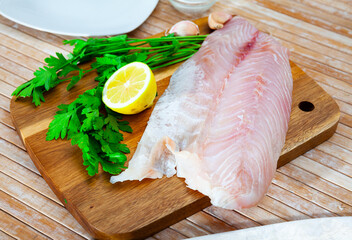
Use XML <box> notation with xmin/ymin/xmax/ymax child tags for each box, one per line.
<box><xmin>102</xmin><ymin>62</ymin><xmax>157</xmax><ymax>115</ymax></box>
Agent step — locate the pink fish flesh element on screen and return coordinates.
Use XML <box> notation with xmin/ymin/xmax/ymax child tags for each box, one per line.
<box><xmin>110</xmin><ymin>17</ymin><xmax>293</xmax><ymax>210</ymax></box>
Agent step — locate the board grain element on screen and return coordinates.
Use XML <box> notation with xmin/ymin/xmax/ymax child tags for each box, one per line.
<box><xmin>10</xmin><ymin>17</ymin><xmax>340</xmax><ymax>239</ymax></box>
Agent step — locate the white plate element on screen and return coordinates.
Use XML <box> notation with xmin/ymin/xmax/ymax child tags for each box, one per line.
<box><xmin>0</xmin><ymin>0</ymin><xmax>159</xmax><ymax>36</ymax></box>
<box><xmin>189</xmin><ymin>217</ymin><xmax>352</xmax><ymax>240</ymax></box>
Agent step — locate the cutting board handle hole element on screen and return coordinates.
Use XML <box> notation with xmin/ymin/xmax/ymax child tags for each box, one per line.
<box><xmin>299</xmin><ymin>101</ymin><xmax>315</xmax><ymax>112</ymax></box>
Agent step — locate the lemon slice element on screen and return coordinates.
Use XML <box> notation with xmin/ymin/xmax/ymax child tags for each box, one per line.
<box><xmin>102</xmin><ymin>62</ymin><xmax>157</xmax><ymax>115</ymax></box>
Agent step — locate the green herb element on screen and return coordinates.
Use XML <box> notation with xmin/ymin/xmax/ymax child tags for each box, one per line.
<box><xmin>12</xmin><ymin>33</ymin><xmax>207</xmax><ymax>176</ymax></box>
<box><xmin>46</xmin><ymin>87</ymin><xmax>132</xmax><ymax>176</ymax></box>
<box><xmin>12</xmin><ymin>34</ymin><xmax>207</xmax><ymax>106</ymax></box>
<box><xmin>64</xmin><ymin>198</ymin><xmax>68</xmax><ymax>204</ymax></box>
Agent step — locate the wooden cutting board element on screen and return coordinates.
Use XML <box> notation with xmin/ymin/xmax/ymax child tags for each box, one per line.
<box><xmin>10</xmin><ymin>17</ymin><xmax>340</xmax><ymax>240</ymax></box>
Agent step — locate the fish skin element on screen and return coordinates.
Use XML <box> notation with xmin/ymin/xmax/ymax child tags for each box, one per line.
<box><xmin>111</xmin><ymin>17</ymin><xmax>293</xmax><ymax>210</ymax></box>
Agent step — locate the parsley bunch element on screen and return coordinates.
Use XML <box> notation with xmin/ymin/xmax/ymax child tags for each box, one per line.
<box><xmin>12</xmin><ymin>33</ymin><xmax>207</xmax><ymax>176</ymax></box>
<box><xmin>12</xmin><ymin>34</ymin><xmax>207</xmax><ymax>106</ymax></box>
<box><xmin>46</xmin><ymin>87</ymin><xmax>132</xmax><ymax>176</ymax></box>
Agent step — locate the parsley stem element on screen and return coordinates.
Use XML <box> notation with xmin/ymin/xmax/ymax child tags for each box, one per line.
<box><xmin>151</xmin><ymin>54</ymin><xmax>194</xmax><ymax>69</ymax></box>
<box><xmin>84</xmin><ymin>45</ymin><xmax>174</xmax><ymax>57</ymax></box>
<box><xmin>148</xmin><ymin>51</ymin><xmax>195</xmax><ymax>67</ymax></box>
<box><xmin>82</xmin><ymin>38</ymin><xmax>204</xmax><ymax>58</ymax></box>
<box><xmin>127</xmin><ymin>35</ymin><xmax>208</xmax><ymax>42</ymax></box>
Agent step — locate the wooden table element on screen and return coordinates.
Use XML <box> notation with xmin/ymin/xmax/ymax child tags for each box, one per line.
<box><xmin>0</xmin><ymin>0</ymin><xmax>351</xmax><ymax>239</ymax></box>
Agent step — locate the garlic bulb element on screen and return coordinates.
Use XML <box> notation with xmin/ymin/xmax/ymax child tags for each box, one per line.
<box><xmin>208</xmin><ymin>12</ymin><xmax>232</xmax><ymax>30</ymax></box>
<box><xmin>166</xmin><ymin>20</ymin><xmax>200</xmax><ymax>36</ymax></box>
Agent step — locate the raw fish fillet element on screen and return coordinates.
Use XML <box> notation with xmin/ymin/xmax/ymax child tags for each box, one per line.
<box><xmin>111</xmin><ymin>17</ymin><xmax>293</xmax><ymax>210</ymax></box>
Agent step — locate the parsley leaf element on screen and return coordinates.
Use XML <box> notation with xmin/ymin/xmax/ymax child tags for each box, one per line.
<box><xmin>46</xmin><ymin>104</ymin><xmax>78</xmax><ymax>140</ymax></box>
<box><xmin>46</xmin><ymin>87</ymin><xmax>133</xmax><ymax>176</ymax></box>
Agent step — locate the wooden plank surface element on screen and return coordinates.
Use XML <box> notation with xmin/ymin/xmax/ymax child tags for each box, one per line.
<box><xmin>0</xmin><ymin>0</ymin><xmax>351</xmax><ymax>239</ymax></box>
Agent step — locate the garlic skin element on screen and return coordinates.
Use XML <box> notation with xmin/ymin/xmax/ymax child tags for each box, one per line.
<box><xmin>167</xmin><ymin>20</ymin><xmax>200</xmax><ymax>36</ymax></box>
<box><xmin>208</xmin><ymin>12</ymin><xmax>232</xmax><ymax>30</ymax></box>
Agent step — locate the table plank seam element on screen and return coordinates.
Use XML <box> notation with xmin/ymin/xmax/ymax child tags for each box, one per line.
<box><xmin>0</xmin><ymin>154</ymin><xmax>63</xmax><ymax>205</ymax></box>
<box><xmin>0</xmin><ymin>33</ymin><xmax>52</xmax><ymax>63</ymax></box>
<box><xmin>266</xmin><ymin>184</ymin><xmax>339</xmax><ymax>218</ymax></box>
<box><xmin>0</xmin><ymin>196</ymin><xmax>54</xmax><ymax>240</ymax></box>
<box><xmin>0</xmin><ymin>55</ymin><xmax>39</xmax><ymax>78</ymax></box>
<box><xmin>278</xmin><ymin>166</ymin><xmax>352</xmax><ymax>207</ymax></box>
<box><xmin>222</xmin><ymin>0</ymin><xmax>352</xmax><ymax>48</ymax></box>
<box><xmin>0</xmin><ymin>229</ymin><xmax>17</xmax><ymax>240</ymax></box>
<box><xmin>0</xmin><ymin>171</ymin><xmax>89</xmax><ymax>239</ymax></box>
<box><xmin>291</xmin><ymin>157</ymin><xmax>352</xmax><ymax>192</ymax></box>
<box><xmin>262</xmin><ymin>194</ymin><xmax>312</xmax><ymax>220</ymax></box>
<box><xmin>0</xmin><ymin>16</ymin><xmax>73</xmax><ymax>53</ymax></box>
<box><xmin>0</xmin><ymin>23</ymin><xmax>70</xmax><ymax>56</ymax></box>
<box><xmin>253</xmin><ymin>0</ymin><xmax>352</xmax><ymax>35</ymax></box>
<box><xmin>236</xmin><ymin>206</ymin><xmax>286</xmax><ymax>225</ymax></box>
<box><xmin>272</xmin><ymin>174</ymin><xmax>352</xmax><ymax>215</ymax></box>
<box><xmin>0</xmin><ymin>44</ymin><xmax>45</xmax><ymax>71</ymax></box>
<box><xmin>0</xmin><ymin>140</ymin><xmax>42</xmax><ymax>176</ymax></box>
<box><xmin>304</xmin><ymin>148</ymin><xmax>352</xmax><ymax>177</ymax></box>
<box><xmin>215</xmin><ymin>1</ymin><xmax>352</xmax><ymax>54</ymax></box>
<box><xmin>318</xmin><ymin>142</ymin><xmax>352</xmax><ymax>166</ymax></box>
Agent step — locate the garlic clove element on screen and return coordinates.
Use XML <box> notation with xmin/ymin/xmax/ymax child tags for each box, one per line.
<box><xmin>208</xmin><ymin>12</ymin><xmax>232</xmax><ymax>30</ymax></box>
<box><xmin>166</xmin><ymin>20</ymin><xmax>200</xmax><ymax>36</ymax></box>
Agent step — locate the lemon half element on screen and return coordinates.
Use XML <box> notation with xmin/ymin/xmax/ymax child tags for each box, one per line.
<box><xmin>102</xmin><ymin>62</ymin><xmax>157</xmax><ymax>115</ymax></box>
